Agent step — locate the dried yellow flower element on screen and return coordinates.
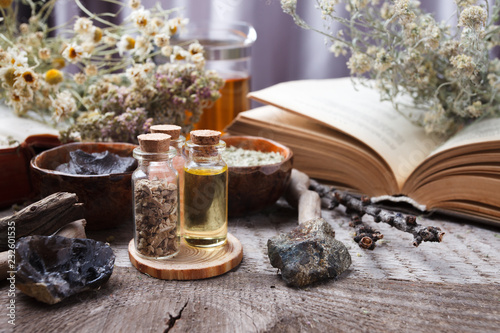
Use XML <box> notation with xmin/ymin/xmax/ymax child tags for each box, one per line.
<box><xmin>45</xmin><ymin>69</ymin><xmax>64</xmax><ymax>85</ymax></box>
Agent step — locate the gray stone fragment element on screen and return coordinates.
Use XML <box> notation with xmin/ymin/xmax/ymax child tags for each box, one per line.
<box><xmin>267</xmin><ymin>218</ymin><xmax>351</xmax><ymax>287</ymax></box>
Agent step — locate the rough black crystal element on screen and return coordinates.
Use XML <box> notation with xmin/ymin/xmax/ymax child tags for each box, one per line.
<box><xmin>16</xmin><ymin>235</ymin><xmax>115</xmax><ymax>304</ymax></box>
<box><xmin>56</xmin><ymin>149</ymin><xmax>137</xmax><ymax>175</ymax></box>
<box><xmin>267</xmin><ymin>218</ymin><xmax>351</xmax><ymax>287</ymax></box>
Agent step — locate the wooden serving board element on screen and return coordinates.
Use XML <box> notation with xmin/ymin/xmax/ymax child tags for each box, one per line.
<box><xmin>128</xmin><ymin>233</ymin><xmax>243</xmax><ymax>280</ymax></box>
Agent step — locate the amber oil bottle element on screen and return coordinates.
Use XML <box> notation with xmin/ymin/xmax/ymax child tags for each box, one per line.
<box><xmin>183</xmin><ymin>130</ymin><xmax>228</xmax><ymax>248</ymax></box>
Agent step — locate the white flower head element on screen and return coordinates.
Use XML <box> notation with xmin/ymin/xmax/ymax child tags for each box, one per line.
<box><xmin>74</xmin><ymin>72</ymin><xmax>87</xmax><ymax>85</ymax></box>
<box><xmin>51</xmin><ymin>90</ymin><xmax>77</xmax><ymax>121</ymax></box>
<box><xmin>170</xmin><ymin>45</ymin><xmax>190</xmax><ymax>62</ymax></box>
<box><xmin>154</xmin><ymin>34</ymin><xmax>170</xmax><ymax>48</ymax></box>
<box><xmin>191</xmin><ymin>53</ymin><xmax>205</xmax><ymax>69</ymax></box>
<box><xmin>129</xmin><ymin>0</ymin><xmax>141</xmax><ymax>10</ymax></box>
<box><xmin>13</xmin><ymin>67</ymin><xmax>39</xmax><ymax>90</ymax></box>
<box><xmin>74</xmin><ymin>17</ymin><xmax>93</xmax><ymax>36</ymax></box>
<box><xmin>133</xmin><ymin>36</ymin><xmax>153</xmax><ymax>59</ymax></box>
<box><xmin>161</xmin><ymin>45</ymin><xmax>173</xmax><ymax>57</ymax></box>
<box><xmin>38</xmin><ymin>47</ymin><xmax>51</xmax><ymax>60</ymax></box>
<box><xmin>347</xmin><ymin>52</ymin><xmax>372</xmax><ymax>75</ymax></box>
<box><xmin>458</xmin><ymin>5</ymin><xmax>487</xmax><ymax>30</ymax></box>
<box><xmin>188</xmin><ymin>42</ymin><xmax>204</xmax><ymax>55</ymax></box>
<box><xmin>62</xmin><ymin>43</ymin><xmax>90</xmax><ymax>63</ymax></box>
<box><xmin>130</xmin><ymin>7</ymin><xmax>151</xmax><ymax>32</ymax></box>
<box><xmin>117</xmin><ymin>35</ymin><xmax>136</xmax><ymax>56</ymax></box>
<box><xmin>7</xmin><ymin>47</ymin><xmax>28</xmax><ymax>68</ymax></box>
<box><xmin>167</xmin><ymin>17</ymin><xmax>189</xmax><ymax>36</ymax></box>
<box><xmin>85</xmin><ymin>64</ymin><xmax>98</xmax><ymax>77</ymax></box>
<box><xmin>281</xmin><ymin>0</ymin><xmax>297</xmax><ymax>15</ymax></box>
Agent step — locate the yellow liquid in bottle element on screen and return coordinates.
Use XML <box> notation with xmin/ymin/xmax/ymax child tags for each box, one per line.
<box><xmin>183</xmin><ymin>166</ymin><xmax>228</xmax><ymax>247</ymax></box>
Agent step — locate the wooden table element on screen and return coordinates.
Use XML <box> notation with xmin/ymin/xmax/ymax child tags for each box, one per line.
<box><xmin>1</xmin><ymin>199</ymin><xmax>499</xmax><ymax>332</ymax></box>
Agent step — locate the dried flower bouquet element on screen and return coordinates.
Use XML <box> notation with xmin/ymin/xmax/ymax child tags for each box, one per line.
<box><xmin>0</xmin><ymin>0</ymin><xmax>224</xmax><ymax>143</ymax></box>
<box><xmin>282</xmin><ymin>0</ymin><xmax>500</xmax><ymax>136</ymax></box>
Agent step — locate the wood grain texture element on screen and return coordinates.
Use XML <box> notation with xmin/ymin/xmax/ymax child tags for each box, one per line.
<box><xmin>128</xmin><ymin>233</ymin><xmax>243</xmax><ymax>280</ymax></box>
<box><xmin>1</xmin><ymin>198</ymin><xmax>500</xmax><ymax>332</ymax></box>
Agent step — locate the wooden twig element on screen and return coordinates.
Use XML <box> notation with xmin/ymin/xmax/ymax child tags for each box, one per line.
<box><xmin>335</xmin><ymin>192</ymin><xmax>444</xmax><ymax>247</ymax></box>
<box><xmin>0</xmin><ymin>192</ymin><xmax>85</xmax><ymax>251</ymax></box>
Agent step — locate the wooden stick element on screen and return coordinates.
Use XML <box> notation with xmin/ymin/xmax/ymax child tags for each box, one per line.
<box><xmin>285</xmin><ymin>169</ymin><xmax>321</xmax><ymax>224</ymax></box>
<box><xmin>0</xmin><ymin>192</ymin><xmax>84</xmax><ymax>251</ymax></box>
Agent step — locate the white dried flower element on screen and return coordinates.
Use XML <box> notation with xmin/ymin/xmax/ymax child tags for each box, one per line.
<box><xmin>154</xmin><ymin>34</ymin><xmax>170</xmax><ymax>48</ymax></box>
<box><xmin>117</xmin><ymin>35</ymin><xmax>136</xmax><ymax>55</ymax></box>
<box><xmin>74</xmin><ymin>73</ymin><xmax>87</xmax><ymax>85</ymax></box>
<box><xmin>281</xmin><ymin>0</ymin><xmax>297</xmax><ymax>15</ymax></box>
<box><xmin>458</xmin><ymin>5</ymin><xmax>487</xmax><ymax>30</ymax></box>
<box><xmin>394</xmin><ymin>0</ymin><xmax>415</xmax><ymax>24</ymax></box>
<box><xmin>74</xmin><ymin>17</ymin><xmax>93</xmax><ymax>36</ymax></box>
<box><xmin>347</xmin><ymin>53</ymin><xmax>372</xmax><ymax>74</ymax></box>
<box><xmin>161</xmin><ymin>45</ymin><xmax>173</xmax><ymax>57</ymax></box>
<box><xmin>451</xmin><ymin>54</ymin><xmax>475</xmax><ymax>76</ymax></box>
<box><xmin>85</xmin><ymin>64</ymin><xmax>98</xmax><ymax>76</ymax></box>
<box><xmin>374</xmin><ymin>50</ymin><xmax>393</xmax><ymax>71</ymax></box>
<box><xmin>167</xmin><ymin>17</ymin><xmax>189</xmax><ymax>36</ymax></box>
<box><xmin>51</xmin><ymin>90</ymin><xmax>77</xmax><ymax>121</ymax></box>
<box><xmin>62</xmin><ymin>43</ymin><xmax>89</xmax><ymax>63</ymax></box>
<box><xmin>38</xmin><ymin>48</ymin><xmax>51</xmax><ymax>60</ymax></box>
<box><xmin>329</xmin><ymin>41</ymin><xmax>347</xmax><ymax>57</ymax></box>
<box><xmin>188</xmin><ymin>42</ymin><xmax>203</xmax><ymax>55</ymax></box>
<box><xmin>466</xmin><ymin>101</ymin><xmax>482</xmax><ymax>117</ymax></box>
<box><xmin>170</xmin><ymin>45</ymin><xmax>190</xmax><ymax>62</ymax></box>
<box><xmin>13</xmin><ymin>67</ymin><xmax>39</xmax><ymax>90</ymax></box>
<box><xmin>130</xmin><ymin>7</ymin><xmax>151</xmax><ymax>31</ymax></box>
<box><xmin>191</xmin><ymin>53</ymin><xmax>205</xmax><ymax>69</ymax></box>
<box><xmin>133</xmin><ymin>36</ymin><xmax>153</xmax><ymax>59</ymax></box>
<box><xmin>129</xmin><ymin>0</ymin><xmax>141</xmax><ymax>10</ymax></box>
<box><xmin>319</xmin><ymin>0</ymin><xmax>340</xmax><ymax>16</ymax></box>
<box><xmin>19</xmin><ymin>23</ymin><xmax>29</xmax><ymax>34</ymax></box>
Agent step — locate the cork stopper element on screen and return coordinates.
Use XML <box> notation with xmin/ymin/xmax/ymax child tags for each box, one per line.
<box><xmin>137</xmin><ymin>133</ymin><xmax>171</xmax><ymax>153</ymax></box>
<box><xmin>190</xmin><ymin>130</ymin><xmax>221</xmax><ymax>145</ymax></box>
<box><xmin>150</xmin><ymin>124</ymin><xmax>182</xmax><ymax>140</ymax></box>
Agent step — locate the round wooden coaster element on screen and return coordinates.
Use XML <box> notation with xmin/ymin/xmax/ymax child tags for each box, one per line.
<box><xmin>128</xmin><ymin>233</ymin><xmax>243</xmax><ymax>280</ymax></box>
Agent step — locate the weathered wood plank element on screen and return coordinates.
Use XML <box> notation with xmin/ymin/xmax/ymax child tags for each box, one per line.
<box><xmin>1</xmin><ymin>267</ymin><xmax>499</xmax><ymax>333</ymax></box>
<box><xmin>0</xmin><ymin>198</ymin><xmax>499</xmax><ymax>332</ymax></box>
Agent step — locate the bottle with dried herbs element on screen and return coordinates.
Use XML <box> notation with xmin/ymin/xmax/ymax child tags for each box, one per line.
<box><xmin>132</xmin><ymin>133</ymin><xmax>179</xmax><ymax>259</ymax></box>
<box><xmin>183</xmin><ymin>130</ymin><xmax>228</xmax><ymax>248</ymax></box>
<box><xmin>150</xmin><ymin>124</ymin><xmax>187</xmax><ymax>233</ymax></box>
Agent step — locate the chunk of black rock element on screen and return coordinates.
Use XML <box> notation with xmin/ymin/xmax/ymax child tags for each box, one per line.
<box><xmin>55</xmin><ymin>149</ymin><xmax>137</xmax><ymax>175</ymax></box>
<box><xmin>267</xmin><ymin>218</ymin><xmax>351</xmax><ymax>287</ymax></box>
<box><xmin>16</xmin><ymin>235</ymin><xmax>115</xmax><ymax>304</ymax></box>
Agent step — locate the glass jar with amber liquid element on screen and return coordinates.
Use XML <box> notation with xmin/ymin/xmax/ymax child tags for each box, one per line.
<box><xmin>173</xmin><ymin>21</ymin><xmax>257</xmax><ymax>132</ymax></box>
<box><xmin>182</xmin><ymin>130</ymin><xmax>227</xmax><ymax>248</ymax></box>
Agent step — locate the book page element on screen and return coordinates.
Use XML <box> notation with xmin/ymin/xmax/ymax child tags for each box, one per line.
<box><xmin>248</xmin><ymin>78</ymin><xmax>441</xmax><ymax>188</ymax></box>
<box><xmin>430</xmin><ymin>117</ymin><xmax>500</xmax><ymax>156</ymax></box>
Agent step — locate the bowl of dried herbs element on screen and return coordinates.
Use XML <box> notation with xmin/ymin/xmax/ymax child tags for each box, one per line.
<box><xmin>222</xmin><ymin>136</ymin><xmax>293</xmax><ymax>216</ymax></box>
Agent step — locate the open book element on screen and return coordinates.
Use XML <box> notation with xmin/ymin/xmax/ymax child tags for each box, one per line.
<box><xmin>225</xmin><ymin>78</ymin><xmax>500</xmax><ymax>226</ymax></box>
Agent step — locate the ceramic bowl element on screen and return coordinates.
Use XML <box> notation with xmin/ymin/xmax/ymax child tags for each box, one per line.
<box><xmin>30</xmin><ymin>142</ymin><xmax>137</xmax><ymax>230</ymax></box>
<box><xmin>224</xmin><ymin>136</ymin><xmax>293</xmax><ymax>217</ymax></box>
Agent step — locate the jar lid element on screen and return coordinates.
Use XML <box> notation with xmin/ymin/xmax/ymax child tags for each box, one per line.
<box><xmin>137</xmin><ymin>133</ymin><xmax>171</xmax><ymax>153</ymax></box>
<box><xmin>150</xmin><ymin>125</ymin><xmax>182</xmax><ymax>140</ymax></box>
<box><xmin>190</xmin><ymin>130</ymin><xmax>221</xmax><ymax>145</ymax></box>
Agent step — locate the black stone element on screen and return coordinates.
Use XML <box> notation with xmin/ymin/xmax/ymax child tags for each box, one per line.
<box><xmin>267</xmin><ymin>218</ymin><xmax>351</xmax><ymax>287</ymax></box>
<box><xmin>56</xmin><ymin>149</ymin><xmax>137</xmax><ymax>175</ymax></box>
<box><xmin>16</xmin><ymin>235</ymin><xmax>115</xmax><ymax>304</ymax></box>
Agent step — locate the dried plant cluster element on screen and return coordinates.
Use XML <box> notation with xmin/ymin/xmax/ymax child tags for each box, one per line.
<box><xmin>282</xmin><ymin>0</ymin><xmax>500</xmax><ymax>136</ymax></box>
<box><xmin>0</xmin><ymin>0</ymin><xmax>223</xmax><ymax>143</ymax></box>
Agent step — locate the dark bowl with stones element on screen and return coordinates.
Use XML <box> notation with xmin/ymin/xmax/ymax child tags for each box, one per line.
<box><xmin>30</xmin><ymin>142</ymin><xmax>137</xmax><ymax>230</ymax></box>
<box><xmin>223</xmin><ymin>136</ymin><xmax>293</xmax><ymax>217</ymax></box>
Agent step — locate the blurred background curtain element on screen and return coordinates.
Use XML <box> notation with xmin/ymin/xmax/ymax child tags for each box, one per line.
<box><xmin>31</xmin><ymin>0</ymin><xmax>496</xmax><ymax>92</ymax></box>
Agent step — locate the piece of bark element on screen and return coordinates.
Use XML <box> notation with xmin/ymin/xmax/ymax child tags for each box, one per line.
<box><xmin>0</xmin><ymin>192</ymin><xmax>84</xmax><ymax>251</ymax></box>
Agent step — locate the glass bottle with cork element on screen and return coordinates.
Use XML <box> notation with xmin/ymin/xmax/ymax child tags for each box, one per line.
<box><xmin>132</xmin><ymin>133</ymin><xmax>180</xmax><ymax>259</ymax></box>
<box><xmin>150</xmin><ymin>124</ymin><xmax>186</xmax><ymax>232</ymax></box>
<box><xmin>183</xmin><ymin>130</ymin><xmax>228</xmax><ymax>247</ymax></box>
